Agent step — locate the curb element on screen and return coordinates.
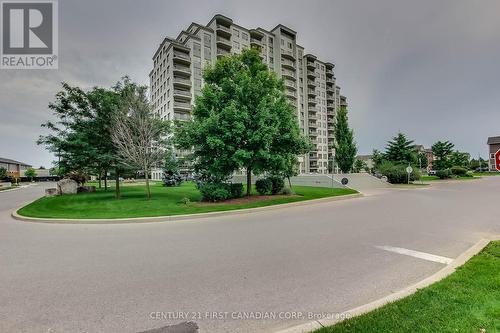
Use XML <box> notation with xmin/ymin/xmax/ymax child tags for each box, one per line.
<box><xmin>12</xmin><ymin>193</ymin><xmax>363</xmax><ymax>224</ymax></box>
<box><xmin>275</xmin><ymin>237</ymin><xmax>496</xmax><ymax>333</ymax></box>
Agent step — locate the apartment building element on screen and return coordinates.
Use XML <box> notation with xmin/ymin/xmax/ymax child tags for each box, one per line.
<box><xmin>150</xmin><ymin>14</ymin><xmax>348</xmax><ymax>174</ymax></box>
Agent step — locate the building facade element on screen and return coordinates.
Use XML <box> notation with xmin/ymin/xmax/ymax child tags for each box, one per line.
<box><xmin>487</xmin><ymin>136</ymin><xmax>500</xmax><ymax>171</ymax></box>
<box><xmin>150</xmin><ymin>14</ymin><xmax>348</xmax><ymax>175</ymax></box>
<box><xmin>0</xmin><ymin>157</ymin><xmax>31</xmax><ymax>178</ymax></box>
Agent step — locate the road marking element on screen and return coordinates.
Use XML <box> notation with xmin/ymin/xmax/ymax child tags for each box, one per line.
<box><xmin>376</xmin><ymin>245</ymin><xmax>453</xmax><ymax>264</ymax></box>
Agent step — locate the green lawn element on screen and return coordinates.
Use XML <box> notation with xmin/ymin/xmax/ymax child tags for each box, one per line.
<box><xmin>474</xmin><ymin>172</ymin><xmax>500</xmax><ymax>177</ymax></box>
<box><xmin>421</xmin><ymin>175</ymin><xmax>481</xmax><ymax>181</ymax></box>
<box><xmin>17</xmin><ymin>182</ymin><xmax>357</xmax><ymax>219</ymax></box>
<box><xmin>314</xmin><ymin>241</ymin><xmax>500</xmax><ymax>333</ymax></box>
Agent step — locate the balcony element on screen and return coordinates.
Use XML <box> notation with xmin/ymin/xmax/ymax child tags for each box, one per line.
<box><xmin>308</xmin><ymin>98</ymin><xmax>316</xmax><ymax>105</ymax></box>
<box><xmin>173</xmin><ymin>101</ymin><xmax>192</xmax><ymax>112</ymax></box>
<box><xmin>173</xmin><ymin>89</ymin><xmax>191</xmax><ymax>100</ymax></box>
<box><xmin>309</xmin><ymin>154</ymin><xmax>318</xmax><ymax>161</ymax></box>
<box><xmin>307</xmin><ymin>89</ymin><xmax>316</xmax><ymax>96</ymax></box>
<box><xmin>282</xmin><ymin>69</ymin><xmax>296</xmax><ymax>80</ymax></box>
<box><xmin>173</xmin><ymin>51</ymin><xmax>191</xmax><ymax>65</ymax></box>
<box><xmin>216</xmin><ymin>48</ymin><xmax>230</xmax><ymax>58</ymax></box>
<box><xmin>250</xmin><ymin>38</ymin><xmax>262</xmax><ymax>48</ymax></box>
<box><xmin>216</xmin><ymin>36</ymin><xmax>232</xmax><ymax>50</ymax></box>
<box><xmin>309</xmin><ymin>130</ymin><xmax>318</xmax><ymax>137</ymax></box>
<box><xmin>173</xmin><ymin>77</ymin><xmax>191</xmax><ymax>88</ymax></box>
<box><xmin>326</xmin><ymin>94</ymin><xmax>334</xmax><ymax>101</ymax></box>
<box><xmin>306</xmin><ymin>61</ymin><xmax>315</xmax><ymax>70</ymax></box>
<box><xmin>326</xmin><ymin>77</ymin><xmax>334</xmax><ymax>84</ymax></box>
<box><xmin>307</xmin><ymin>79</ymin><xmax>316</xmax><ymax>88</ymax></box>
<box><xmin>281</xmin><ymin>49</ymin><xmax>295</xmax><ymax>60</ymax></box>
<box><xmin>307</xmin><ymin>69</ymin><xmax>315</xmax><ymax>78</ymax></box>
<box><xmin>281</xmin><ymin>58</ymin><xmax>296</xmax><ymax>70</ymax></box>
<box><xmin>284</xmin><ymin>79</ymin><xmax>297</xmax><ymax>90</ymax></box>
<box><xmin>308</xmin><ymin>113</ymin><xmax>317</xmax><ymax>120</ymax></box>
<box><xmin>216</xmin><ymin>24</ymin><xmax>232</xmax><ymax>38</ymax></box>
<box><xmin>173</xmin><ymin>64</ymin><xmax>191</xmax><ymax>77</ymax></box>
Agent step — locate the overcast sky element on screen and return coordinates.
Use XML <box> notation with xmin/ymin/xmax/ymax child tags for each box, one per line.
<box><xmin>1</xmin><ymin>0</ymin><xmax>499</xmax><ymax>167</ymax></box>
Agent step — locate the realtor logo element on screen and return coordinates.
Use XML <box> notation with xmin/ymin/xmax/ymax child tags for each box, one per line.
<box><xmin>1</xmin><ymin>0</ymin><xmax>58</xmax><ymax>69</ymax></box>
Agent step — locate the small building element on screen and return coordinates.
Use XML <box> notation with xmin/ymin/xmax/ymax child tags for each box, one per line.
<box><xmin>0</xmin><ymin>157</ymin><xmax>31</xmax><ymax>178</ymax></box>
<box><xmin>487</xmin><ymin>136</ymin><xmax>500</xmax><ymax>171</ymax></box>
<box><xmin>356</xmin><ymin>155</ymin><xmax>373</xmax><ymax>170</ymax></box>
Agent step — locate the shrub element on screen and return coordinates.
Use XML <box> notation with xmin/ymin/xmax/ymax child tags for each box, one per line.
<box><xmin>451</xmin><ymin>166</ymin><xmax>468</xmax><ymax>177</ymax></box>
<box><xmin>268</xmin><ymin>176</ymin><xmax>285</xmax><ymax>195</ymax></box>
<box><xmin>229</xmin><ymin>183</ymin><xmax>243</xmax><ymax>198</ymax></box>
<box><xmin>179</xmin><ymin>197</ymin><xmax>191</xmax><ymax>205</ymax></box>
<box><xmin>377</xmin><ymin>161</ymin><xmax>420</xmax><ymax>184</ymax></box>
<box><xmin>255</xmin><ymin>178</ymin><xmax>272</xmax><ymax>195</ymax></box>
<box><xmin>436</xmin><ymin>169</ymin><xmax>452</xmax><ymax>179</ymax></box>
<box><xmin>281</xmin><ymin>187</ymin><xmax>294</xmax><ymax>195</ymax></box>
<box><xmin>197</xmin><ymin>182</ymin><xmax>231</xmax><ymax>202</ymax></box>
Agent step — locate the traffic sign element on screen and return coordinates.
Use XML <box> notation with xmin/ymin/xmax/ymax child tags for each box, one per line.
<box><xmin>406</xmin><ymin>166</ymin><xmax>413</xmax><ymax>174</ymax></box>
<box><xmin>341</xmin><ymin>177</ymin><xmax>349</xmax><ymax>185</ymax></box>
<box><xmin>495</xmin><ymin>149</ymin><xmax>500</xmax><ymax>171</ymax></box>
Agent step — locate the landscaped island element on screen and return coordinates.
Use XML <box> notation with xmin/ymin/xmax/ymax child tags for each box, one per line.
<box><xmin>17</xmin><ymin>182</ymin><xmax>357</xmax><ymax>219</ymax></box>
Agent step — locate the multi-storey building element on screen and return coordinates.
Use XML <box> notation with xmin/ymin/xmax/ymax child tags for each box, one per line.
<box><xmin>150</xmin><ymin>14</ymin><xmax>348</xmax><ymax>175</ymax></box>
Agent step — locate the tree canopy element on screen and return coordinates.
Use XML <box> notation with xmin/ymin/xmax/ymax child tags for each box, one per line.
<box><xmin>176</xmin><ymin>48</ymin><xmax>310</xmax><ymax>195</ymax></box>
<box><xmin>334</xmin><ymin>106</ymin><xmax>357</xmax><ymax>172</ymax></box>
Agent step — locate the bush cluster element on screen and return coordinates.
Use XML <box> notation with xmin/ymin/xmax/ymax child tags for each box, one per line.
<box><xmin>451</xmin><ymin>166</ymin><xmax>468</xmax><ymax>177</ymax></box>
<box><xmin>378</xmin><ymin>161</ymin><xmax>421</xmax><ymax>184</ymax></box>
<box><xmin>255</xmin><ymin>176</ymin><xmax>286</xmax><ymax>195</ymax></box>
<box><xmin>436</xmin><ymin>169</ymin><xmax>452</xmax><ymax>179</ymax></box>
<box><xmin>197</xmin><ymin>182</ymin><xmax>244</xmax><ymax>202</ymax></box>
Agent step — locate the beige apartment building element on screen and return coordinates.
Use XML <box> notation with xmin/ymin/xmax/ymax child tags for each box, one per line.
<box><xmin>150</xmin><ymin>14</ymin><xmax>348</xmax><ymax>175</ymax></box>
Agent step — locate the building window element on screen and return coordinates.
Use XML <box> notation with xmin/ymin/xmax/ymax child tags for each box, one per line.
<box><xmin>193</xmin><ymin>42</ymin><xmax>201</xmax><ymax>58</ymax></box>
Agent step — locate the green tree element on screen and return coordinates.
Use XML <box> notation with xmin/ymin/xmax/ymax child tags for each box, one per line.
<box><xmin>176</xmin><ymin>48</ymin><xmax>310</xmax><ymax>196</ymax></box>
<box><xmin>432</xmin><ymin>141</ymin><xmax>455</xmax><ymax>170</ymax></box>
<box><xmin>384</xmin><ymin>133</ymin><xmax>417</xmax><ymax>165</ymax></box>
<box><xmin>38</xmin><ymin>78</ymin><xmax>137</xmax><ymax>198</ymax></box>
<box><xmin>0</xmin><ymin>167</ymin><xmax>7</xmax><ymax>180</ymax></box>
<box><xmin>353</xmin><ymin>159</ymin><xmax>367</xmax><ymax>173</ymax></box>
<box><xmin>372</xmin><ymin>149</ymin><xmax>385</xmax><ymax>170</ymax></box>
<box><xmin>417</xmin><ymin>152</ymin><xmax>429</xmax><ymax>169</ymax></box>
<box><xmin>25</xmin><ymin>167</ymin><xmax>37</xmax><ymax>181</ymax></box>
<box><xmin>334</xmin><ymin>106</ymin><xmax>357</xmax><ymax>173</ymax></box>
<box><xmin>449</xmin><ymin>151</ymin><xmax>470</xmax><ymax>168</ymax></box>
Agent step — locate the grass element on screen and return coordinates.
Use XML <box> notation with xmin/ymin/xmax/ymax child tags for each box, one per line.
<box><xmin>421</xmin><ymin>175</ymin><xmax>481</xmax><ymax>181</ymax></box>
<box><xmin>474</xmin><ymin>172</ymin><xmax>500</xmax><ymax>177</ymax></box>
<box><xmin>314</xmin><ymin>241</ymin><xmax>500</xmax><ymax>333</ymax></box>
<box><xmin>17</xmin><ymin>182</ymin><xmax>357</xmax><ymax>219</ymax></box>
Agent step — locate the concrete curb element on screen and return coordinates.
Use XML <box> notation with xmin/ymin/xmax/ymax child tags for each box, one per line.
<box><xmin>12</xmin><ymin>193</ymin><xmax>363</xmax><ymax>224</ymax></box>
<box><xmin>275</xmin><ymin>237</ymin><xmax>497</xmax><ymax>333</ymax></box>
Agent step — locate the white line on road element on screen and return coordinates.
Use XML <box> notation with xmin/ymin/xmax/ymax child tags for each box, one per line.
<box><xmin>376</xmin><ymin>245</ymin><xmax>453</xmax><ymax>264</ymax></box>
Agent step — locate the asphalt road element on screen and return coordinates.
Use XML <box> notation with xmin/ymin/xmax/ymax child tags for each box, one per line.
<box><xmin>0</xmin><ymin>179</ymin><xmax>499</xmax><ymax>333</ymax></box>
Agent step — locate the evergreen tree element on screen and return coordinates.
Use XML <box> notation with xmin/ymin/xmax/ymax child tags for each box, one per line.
<box><xmin>384</xmin><ymin>133</ymin><xmax>417</xmax><ymax>165</ymax></box>
<box><xmin>432</xmin><ymin>141</ymin><xmax>455</xmax><ymax>170</ymax></box>
<box><xmin>334</xmin><ymin>106</ymin><xmax>357</xmax><ymax>173</ymax></box>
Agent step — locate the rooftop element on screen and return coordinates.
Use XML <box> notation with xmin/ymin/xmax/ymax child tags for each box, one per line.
<box><xmin>487</xmin><ymin>136</ymin><xmax>500</xmax><ymax>145</ymax></box>
<box><xmin>0</xmin><ymin>157</ymin><xmax>31</xmax><ymax>167</ymax></box>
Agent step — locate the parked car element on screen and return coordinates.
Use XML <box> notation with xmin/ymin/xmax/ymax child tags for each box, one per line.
<box><xmin>428</xmin><ymin>170</ymin><xmax>437</xmax><ymax>176</ymax></box>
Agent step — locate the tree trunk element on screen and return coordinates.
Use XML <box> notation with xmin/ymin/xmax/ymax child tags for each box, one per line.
<box><xmin>145</xmin><ymin>167</ymin><xmax>151</xmax><ymax>200</ymax></box>
<box><xmin>287</xmin><ymin>176</ymin><xmax>292</xmax><ymax>191</ymax></box>
<box><xmin>246</xmin><ymin>168</ymin><xmax>252</xmax><ymax>196</ymax></box>
<box><xmin>104</xmin><ymin>169</ymin><xmax>108</xmax><ymax>191</ymax></box>
<box><xmin>98</xmin><ymin>171</ymin><xmax>102</xmax><ymax>189</ymax></box>
<box><xmin>115</xmin><ymin>168</ymin><xmax>120</xmax><ymax>199</ymax></box>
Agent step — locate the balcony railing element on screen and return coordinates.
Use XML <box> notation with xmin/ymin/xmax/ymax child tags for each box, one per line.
<box><xmin>173</xmin><ymin>77</ymin><xmax>191</xmax><ymax>86</ymax></box>
<box><xmin>216</xmin><ymin>24</ymin><xmax>231</xmax><ymax>34</ymax></box>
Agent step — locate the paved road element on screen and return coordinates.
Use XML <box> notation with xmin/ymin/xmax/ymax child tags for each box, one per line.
<box><xmin>0</xmin><ymin>179</ymin><xmax>499</xmax><ymax>333</ymax></box>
